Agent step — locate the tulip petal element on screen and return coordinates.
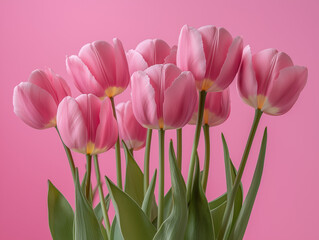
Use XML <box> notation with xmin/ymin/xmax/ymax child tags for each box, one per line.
<box><xmin>113</xmin><ymin>38</ymin><xmax>130</xmax><ymax>90</ymax></box>
<box><xmin>131</xmin><ymin>71</ymin><xmax>158</xmax><ymax>129</ymax></box>
<box><xmin>94</xmin><ymin>98</ymin><xmax>118</xmax><ymax>154</ymax></box>
<box><xmin>237</xmin><ymin>46</ymin><xmax>258</xmax><ymax>108</ymax></box>
<box><xmin>126</xmin><ymin>49</ymin><xmax>148</xmax><ymax>76</ymax></box>
<box><xmin>212</xmin><ymin>36</ymin><xmax>243</xmax><ymax>91</ymax></box>
<box><xmin>163</xmin><ymin>71</ymin><xmax>197</xmax><ymax>129</ymax></box>
<box><xmin>45</xmin><ymin>68</ymin><xmax>71</xmax><ymax>102</ymax></box>
<box><xmin>56</xmin><ymin>97</ymin><xmax>88</xmax><ymax>153</ymax></box>
<box><xmin>66</xmin><ymin>55</ymin><xmax>105</xmax><ymax>97</ymax></box>
<box><xmin>13</xmin><ymin>82</ymin><xmax>57</xmax><ymax>129</ymax></box>
<box><xmin>262</xmin><ymin>66</ymin><xmax>307</xmax><ymax>115</ymax></box>
<box><xmin>135</xmin><ymin>39</ymin><xmax>171</xmax><ymax>66</ymax></box>
<box><xmin>164</xmin><ymin>45</ymin><xmax>177</xmax><ymax>65</ymax></box>
<box><xmin>177</xmin><ymin>25</ymin><xmax>206</xmax><ymax>82</ymax></box>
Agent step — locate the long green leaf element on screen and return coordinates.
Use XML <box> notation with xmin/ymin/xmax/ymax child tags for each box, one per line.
<box><xmin>110</xmin><ymin>217</ymin><xmax>123</xmax><ymax>240</ymax></box>
<box><xmin>153</xmin><ymin>141</ymin><xmax>188</xmax><ymax>240</ymax></box>
<box><xmin>94</xmin><ymin>194</ymin><xmax>110</xmax><ymax>222</ymax></box>
<box><xmin>123</xmin><ymin>141</ymin><xmax>144</xmax><ymax>206</ymax></box>
<box><xmin>74</xmin><ymin>169</ymin><xmax>104</xmax><ymax>240</ymax></box>
<box><xmin>48</xmin><ymin>180</ymin><xmax>74</xmax><ymax>240</ymax></box>
<box><xmin>163</xmin><ymin>188</ymin><xmax>172</xmax><ymax>221</ymax></box>
<box><xmin>185</xmin><ymin>153</ymin><xmax>215</xmax><ymax>240</ymax></box>
<box><xmin>229</xmin><ymin>127</ymin><xmax>267</xmax><ymax>240</ymax></box>
<box><xmin>211</xmin><ymin>200</ymin><xmax>227</xmax><ymax>238</ymax></box>
<box><xmin>209</xmin><ymin>193</ymin><xmax>227</xmax><ymax>210</ymax></box>
<box><xmin>230</xmin><ymin>159</ymin><xmax>243</xmax><ymax>229</ymax></box>
<box><xmin>142</xmin><ymin>170</ymin><xmax>157</xmax><ymax>219</ymax></box>
<box><xmin>105</xmin><ymin>176</ymin><xmax>156</xmax><ymax>240</ymax></box>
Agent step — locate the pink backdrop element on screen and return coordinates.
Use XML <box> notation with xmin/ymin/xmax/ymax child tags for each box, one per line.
<box><xmin>1</xmin><ymin>0</ymin><xmax>318</xmax><ymax>239</ymax></box>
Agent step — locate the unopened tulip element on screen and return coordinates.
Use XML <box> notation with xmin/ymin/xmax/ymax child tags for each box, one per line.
<box><xmin>131</xmin><ymin>64</ymin><xmax>197</xmax><ymax>130</ymax></box>
<box><xmin>116</xmin><ymin>101</ymin><xmax>147</xmax><ymax>150</ymax></box>
<box><xmin>126</xmin><ymin>39</ymin><xmax>176</xmax><ymax>75</ymax></box>
<box><xmin>66</xmin><ymin>39</ymin><xmax>130</xmax><ymax>98</ymax></box>
<box><xmin>238</xmin><ymin>46</ymin><xmax>308</xmax><ymax>115</ymax></box>
<box><xmin>13</xmin><ymin>69</ymin><xmax>71</xmax><ymax>129</ymax></box>
<box><xmin>57</xmin><ymin>94</ymin><xmax>118</xmax><ymax>154</ymax></box>
<box><xmin>189</xmin><ymin>89</ymin><xmax>231</xmax><ymax>126</ymax></box>
<box><xmin>177</xmin><ymin>25</ymin><xmax>243</xmax><ymax>92</ymax></box>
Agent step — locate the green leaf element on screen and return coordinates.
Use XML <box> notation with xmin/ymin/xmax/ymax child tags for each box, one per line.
<box><xmin>105</xmin><ymin>176</ymin><xmax>156</xmax><ymax>240</ymax></box>
<box><xmin>142</xmin><ymin>170</ymin><xmax>157</xmax><ymax>219</ymax></box>
<box><xmin>94</xmin><ymin>194</ymin><xmax>110</xmax><ymax>222</ymax></box>
<box><xmin>123</xmin><ymin>141</ymin><xmax>144</xmax><ymax>206</ymax></box>
<box><xmin>74</xmin><ymin>169</ymin><xmax>104</xmax><ymax>240</ymax></box>
<box><xmin>230</xmin><ymin>159</ymin><xmax>243</xmax><ymax>229</ymax></box>
<box><xmin>209</xmin><ymin>193</ymin><xmax>227</xmax><ymax>210</ymax></box>
<box><xmin>211</xmin><ymin>200</ymin><xmax>227</xmax><ymax>238</ymax></box>
<box><xmin>221</xmin><ymin>134</ymin><xmax>232</xmax><ymax>199</ymax></box>
<box><xmin>48</xmin><ymin>180</ymin><xmax>74</xmax><ymax>240</ymax></box>
<box><xmin>153</xmin><ymin>141</ymin><xmax>188</xmax><ymax>240</ymax></box>
<box><xmin>229</xmin><ymin>127</ymin><xmax>267</xmax><ymax>240</ymax></box>
<box><xmin>163</xmin><ymin>188</ymin><xmax>172</xmax><ymax>221</ymax></box>
<box><xmin>185</xmin><ymin>153</ymin><xmax>215</xmax><ymax>240</ymax></box>
<box><xmin>110</xmin><ymin>217</ymin><xmax>123</xmax><ymax>240</ymax></box>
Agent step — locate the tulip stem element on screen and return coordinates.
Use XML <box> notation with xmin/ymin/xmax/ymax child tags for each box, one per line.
<box><xmin>176</xmin><ymin>128</ymin><xmax>182</xmax><ymax>170</ymax></box>
<box><xmin>157</xmin><ymin>129</ymin><xmax>165</xmax><ymax>229</ymax></box>
<box><xmin>202</xmin><ymin>124</ymin><xmax>210</xmax><ymax>192</ymax></box>
<box><xmin>144</xmin><ymin>129</ymin><xmax>153</xmax><ymax>195</ymax></box>
<box><xmin>217</xmin><ymin>109</ymin><xmax>263</xmax><ymax>240</ymax></box>
<box><xmin>110</xmin><ymin>97</ymin><xmax>123</xmax><ymax>190</ymax></box>
<box><xmin>55</xmin><ymin>127</ymin><xmax>76</xmax><ymax>182</ymax></box>
<box><xmin>85</xmin><ymin>154</ymin><xmax>92</xmax><ymax>200</ymax></box>
<box><xmin>93</xmin><ymin>155</ymin><xmax>111</xmax><ymax>237</ymax></box>
<box><xmin>186</xmin><ymin>90</ymin><xmax>207</xmax><ymax>201</ymax></box>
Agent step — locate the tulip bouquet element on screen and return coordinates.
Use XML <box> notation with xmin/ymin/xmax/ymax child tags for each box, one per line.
<box><xmin>13</xmin><ymin>25</ymin><xmax>307</xmax><ymax>240</ymax></box>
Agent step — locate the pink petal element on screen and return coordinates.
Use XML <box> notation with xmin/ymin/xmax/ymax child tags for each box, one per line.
<box><xmin>212</xmin><ymin>36</ymin><xmax>243</xmax><ymax>91</ymax></box>
<box><xmin>135</xmin><ymin>39</ymin><xmax>171</xmax><ymax>66</ymax></box>
<box><xmin>79</xmin><ymin>41</ymin><xmax>115</xmax><ymax>89</ymax></box>
<box><xmin>13</xmin><ymin>82</ymin><xmax>57</xmax><ymax>129</ymax></box>
<box><xmin>131</xmin><ymin>71</ymin><xmax>158</xmax><ymax>129</ymax></box>
<box><xmin>164</xmin><ymin>45</ymin><xmax>177</xmax><ymax>65</ymax></box>
<box><xmin>163</xmin><ymin>71</ymin><xmax>197</xmax><ymax>129</ymax></box>
<box><xmin>66</xmin><ymin>55</ymin><xmax>105</xmax><ymax>97</ymax></box>
<box><xmin>176</xmin><ymin>25</ymin><xmax>206</xmax><ymax>83</ymax></box>
<box><xmin>75</xmin><ymin>94</ymin><xmax>102</xmax><ymax>143</ymax></box>
<box><xmin>113</xmin><ymin>38</ymin><xmax>130</xmax><ymax>90</ymax></box>
<box><xmin>45</xmin><ymin>68</ymin><xmax>71</xmax><ymax>102</ymax></box>
<box><xmin>126</xmin><ymin>49</ymin><xmax>148</xmax><ymax>75</ymax></box>
<box><xmin>263</xmin><ymin>66</ymin><xmax>307</xmax><ymax>115</ymax></box>
<box><xmin>237</xmin><ymin>46</ymin><xmax>258</xmax><ymax>108</ymax></box>
<box><xmin>94</xmin><ymin>97</ymin><xmax>118</xmax><ymax>154</ymax></box>
<box><xmin>56</xmin><ymin>96</ymin><xmax>88</xmax><ymax>153</ymax></box>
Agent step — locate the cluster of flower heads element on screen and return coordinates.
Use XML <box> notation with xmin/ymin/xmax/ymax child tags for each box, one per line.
<box><xmin>13</xmin><ymin>25</ymin><xmax>308</xmax><ymax>155</ymax></box>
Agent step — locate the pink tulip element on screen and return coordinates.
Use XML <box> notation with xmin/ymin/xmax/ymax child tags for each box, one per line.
<box><xmin>116</xmin><ymin>101</ymin><xmax>147</xmax><ymax>150</ymax></box>
<box><xmin>131</xmin><ymin>64</ymin><xmax>197</xmax><ymax>130</ymax></box>
<box><xmin>13</xmin><ymin>68</ymin><xmax>71</xmax><ymax>129</ymax></box>
<box><xmin>126</xmin><ymin>39</ymin><xmax>176</xmax><ymax>75</ymax></box>
<box><xmin>189</xmin><ymin>89</ymin><xmax>231</xmax><ymax>126</ymax></box>
<box><xmin>66</xmin><ymin>39</ymin><xmax>130</xmax><ymax>98</ymax></box>
<box><xmin>177</xmin><ymin>25</ymin><xmax>243</xmax><ymax>92</ymax></box>
<box><xmin>57</xmin><ymin>94</ymin><xmax>118</xmax><ymax>155</ymax></box>
<box><xmin>238</xmin><ymin>46</ymin><xmax>308</xmax><ymax>115</ymax></box>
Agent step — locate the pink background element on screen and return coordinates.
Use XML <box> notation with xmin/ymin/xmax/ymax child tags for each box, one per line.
<box><xmin>1</xmin><ymin>0</ymin><xmax>318</xmax><ymax>239</ymax></box>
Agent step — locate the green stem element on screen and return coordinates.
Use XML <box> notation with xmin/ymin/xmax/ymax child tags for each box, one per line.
<box><xmin>176</xmin><ymin>128</ymin><xmax>182</xmax><ymax>170</ymax></box>
<box><xmin>202</xmin><ymin>124</ymin><xmax>210</xmax><ymax>193</ymax></box>
<box><xmin>93</xmin><ymin>155</ymin><xmax>111</xmax><ymax>237</ymax></box>
<box><xmin>186</xmin><ymin>90</ymin><xmax>207</xmax><ymax>200</ymax></box>
<box><xmin>55</xmin><ymin>127</ymin><xmax>76</xmax><ymax>182</ymax></box>
<box><xmin>144</xmin><ymin>129</ymin><xmax>152</xmax><ymax>195</ymax></box>
<box><xmin>85</xmin><ymin>154</ymin><xmax>92</xmax><ymax>200</ymax></box>
<box><xmin>110</xmin><ymin>96</ymin><xmax>123</xmax><ymax>190</ymax></box>
<box><xmin>157</xmin><ymin>129</ymin><xmax>165</xmax><ymax>229</ymax></box>
<box><xmin>129</xmin><ymin>148</ymin><xmax>134</xmax><ymax>157</ymax></box>
<box><xmin>217</xmin><ymin>109</ymin><xmax>263</xmax><ymax>240</ymax></box>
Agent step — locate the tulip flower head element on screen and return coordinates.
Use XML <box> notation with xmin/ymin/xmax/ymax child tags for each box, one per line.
<box><xmin>177</xmin><ymin>24</ymin><xmax>243</xmax><ymax>92</ymax></box>
<box><xmin>13</xmin><ymin>68</ymin><xmax>71</xmax><ymax>129</ymax></box>
<box><xmin>131</xmin><ymin>64</ymin><xmax>197</xmax><ymax>130</ymax></box>
<box><xmin>126</xmin><ymin>38</ymin><xmax>177</xmax><ymax>76</ymax></box>
<box><xmin>116</xmin><ymin>101</ymin><xmax>147</xmax><ymax>150</ymax></box>
<box><xmin>189</xmin><ymin>89</ymin><xmax>231</xmax><ymax>127</ymax></box>
<box><xmin>66</xmin><ymin>39</ymin><xmax>130</xmax><ymax>98</ymax></box>
<box><xmin>238</xmin><ymin>46</ymin><xmax>308</xmax><ymax>115</ymax></box>
<box><xmin>57</xmin><ymin>94</ymin><xmax>118</xmax><ymax>155</ymax></box>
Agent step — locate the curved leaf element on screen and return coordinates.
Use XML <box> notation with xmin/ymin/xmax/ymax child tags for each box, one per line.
<box><xmin>48</xmin><ymin>180</ymin><xmax>74</xmax><ymax>240</ymax></box>
<box><xmin>229</xmin><ymin>127</ymin><xmax>267</xmax><ymax>240</ymax></box>
<box><xmin>142</xmin><ymin>170</ymin><xmax>157</xmax><ymax>219</ymax></box>
<box><xmin>185</xmin><ymin>153</ymin><xmax>214</xmax><ymax>240</ymax></box>
<box><xmin>110</xmin><ymin>217</ymin><xmax>123</xmax><ymax>240</ymax></box>
<box><xmin>94</xmin><ymin>194</ymin><xmax>110</xmax><ymax>222</ymax></box>
<box><xmin>153</xmin><ymin>141</ymin><xmax>188</xmax><ymax>240</ymax></box>
<box><xmin>105</xmin><ymin>177</ymin><xmax>156</xmax><ymax>240</ymax></box>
